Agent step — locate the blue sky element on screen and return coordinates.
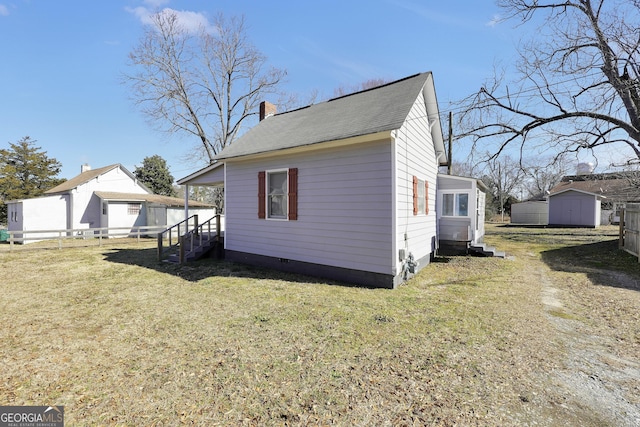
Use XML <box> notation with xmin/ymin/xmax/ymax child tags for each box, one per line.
<box><xmin>1</xmin><ymin>0</ymin><xmax>539</xmax><ymax>180</ymax></box>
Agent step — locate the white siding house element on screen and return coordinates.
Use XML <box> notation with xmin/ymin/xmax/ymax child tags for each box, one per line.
<box><xmin>7</xmin><ymin>164</ymin><xmax>214</xmax><ymax>243</ymax></box>
<box><xmin>178</xmin><ymin>72</ymin><xmax>447</xmax><ymax>288</ymax></box>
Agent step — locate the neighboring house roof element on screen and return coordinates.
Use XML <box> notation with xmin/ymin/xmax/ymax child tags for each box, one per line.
<box><xmin>94</xmin><ymin>191</ymin><xmax>213</xmax><ymax>208</ymax></box>
<box><xmin>549</xmin><ymin>172</ymin><xmax>640</xmax><ymax>202</ymax></box>
<box><xmin>525</xmin><ymin>192</ymin><xmax>548</xmax><ymax>202</ymax></box>
<box><xmin>44</xmin><ymin>164</ymin><xmax>151</xmax><ymax>194</ymax></box>
<box><xmin>214</xmin><ymin>72</ymin><xmax>446</xmax><ymax>162</ymax></box>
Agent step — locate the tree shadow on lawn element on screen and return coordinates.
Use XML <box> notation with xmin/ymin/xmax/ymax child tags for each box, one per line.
<box><xmin>102</xmin><ymin>247</ymin><xmax>346</xmax><ymax>286</ymax></box>
<box><xmin>540</xmin><ymin>239</ymin><xmax>640</xmax><ymax>292</ymax></box>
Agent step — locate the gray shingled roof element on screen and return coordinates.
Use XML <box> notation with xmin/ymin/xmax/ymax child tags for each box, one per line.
<box><xmin>215</xmin><ymin>72</ymin><xmax>434</xmax><ymax>160</ymax></box>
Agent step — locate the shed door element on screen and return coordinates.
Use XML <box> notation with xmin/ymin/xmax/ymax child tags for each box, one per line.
<box><xmin>558</xmin><ymin>197</ymin><xmax>585</xmax><ymax>225</ymax></box>
<box><xmin>147</xmin><ymin>204</ymin><xmax>167</xmax><ymax>227</ymax></box>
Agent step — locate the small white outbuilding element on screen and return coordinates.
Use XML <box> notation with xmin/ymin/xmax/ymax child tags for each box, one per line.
<box><xmin>510</xmin><ymin>200</ymin><xmax>549</xmax><ymax>225</ymax></box>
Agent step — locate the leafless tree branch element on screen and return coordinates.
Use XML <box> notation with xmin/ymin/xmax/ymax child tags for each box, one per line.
<box><xmin>458</xmin><ymin>0</ymin><xmax>640</xmax><ymax>164</ymax></box>
<box><xmin>123</xmin><ymin>11</ymin><xmax>287</xmax><ymax>163</ymax></box>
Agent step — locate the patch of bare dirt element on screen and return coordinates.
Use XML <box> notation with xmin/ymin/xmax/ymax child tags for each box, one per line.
<box><xmin>536</xmin><ymin>262</ymin><xmax>640</xmax><ymax>427</ymax></box>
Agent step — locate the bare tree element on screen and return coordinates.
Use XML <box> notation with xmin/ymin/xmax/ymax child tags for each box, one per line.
<box><xmin>458</xmin><ymin>0</ymin><xmax>640</xmax><ymax>162</ymax></box>
<box><xmin>522</xmin><ymin>153</ymin><xmax>572</xmax><ymax>198</ymax></box>
<box><xmin>124</xmin><ymin>11</ymin><xmax>287</xmax><ymax>163</ymax></box>
<box><xmin>449</xmin><ymin>159</ymin><xmax>482</xmax><ymax>178</ymax></box>
<box><xmin>481</xmin><ymin>155</ymin><xmax>527</xmax><ymax>220</ymax></box>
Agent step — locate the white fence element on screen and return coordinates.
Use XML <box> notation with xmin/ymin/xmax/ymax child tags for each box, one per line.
<box><xmin>4</xmin><ymin>225</ymin><xmax>170</xmax><ymax>251</ymax></box>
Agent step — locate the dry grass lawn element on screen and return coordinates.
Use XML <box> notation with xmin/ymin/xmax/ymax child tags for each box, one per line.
<box><xmin>0</xmin><ymin>225</ymin><xmax>638</xmax><ymax>426</ymax></box>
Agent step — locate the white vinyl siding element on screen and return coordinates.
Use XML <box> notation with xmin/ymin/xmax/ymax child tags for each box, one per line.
<box><xmin>394</xmin><ymin>89</ymin><xmax>438</xmax><ymax>272</ymax></box>
<box><xmin>106</xmin><ymin>201</ymin><xmax>147</xmax><ymax>229</ymax></box>
<box><xmin>224</xmin><ymin>139</ymin><xmax>394</xmax><ymax>275</ymax></box>
<box><xmin>70</xmin><ymin>166</ymin><xmax>148</xmax><ymax>231</ymax></box>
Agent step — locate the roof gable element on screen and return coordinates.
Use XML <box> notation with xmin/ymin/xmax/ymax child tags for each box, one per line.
<box><xmin>45</xmin><ymin>164</ymin><xmax>150</xmax><ymax>194</ymax></box>
<box><xmin>215</xmin><ymin>72</ymin><xmax>442</xmax><ymax>160</ymax></box>
<box><xmin>549</xmin><ymin>188</ymin><xmax>604</xmax><ymax>198</ymax></box>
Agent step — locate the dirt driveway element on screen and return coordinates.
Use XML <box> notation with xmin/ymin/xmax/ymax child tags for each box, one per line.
<box><xmin>488</xmin><ymin>226</ymin><xmax>640</xmax><ymax>426</ymax></box>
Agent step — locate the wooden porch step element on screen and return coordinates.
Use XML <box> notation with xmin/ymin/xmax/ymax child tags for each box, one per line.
<box><xmin>164</xmin><ymin>237</ymin><xmax>224</xmax><ymax>264</ymax></box>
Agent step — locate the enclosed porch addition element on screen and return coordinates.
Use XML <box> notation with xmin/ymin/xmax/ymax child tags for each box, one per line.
<box><xmin>436</xmin><ymin>174</ymin><xmax>491</xmax><ymax>255</ymax></box>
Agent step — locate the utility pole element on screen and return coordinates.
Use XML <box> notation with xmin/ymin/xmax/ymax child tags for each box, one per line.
<box><xmin>447</xmin><ymin>111</ymin><xmax>453</xmax><ymax>175</ymax></box>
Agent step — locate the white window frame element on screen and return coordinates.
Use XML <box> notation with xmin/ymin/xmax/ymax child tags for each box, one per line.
<box><xmin>266</xmin><ymin>169</ymin><xmax>288</xmax><ymax>220</ymax></box>
<box><xmin>417</xmin><ymin>178</ymin><xmax>426</xmax><ymax>215</ymax></box>
<box><xmin>442</xmin><ymin>192</ymin><xmax>470</xmax><ymax>217</ymax></box>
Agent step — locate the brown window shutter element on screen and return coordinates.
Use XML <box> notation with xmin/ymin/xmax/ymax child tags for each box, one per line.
<box><xmin>412</xmin><ymin>176</ymin><xmax>418</xmax><ymax>215</ymax></box>
<box><xmin>425</xmin><ymin>180</ymin><xmax>429</xmax><ymax>214</ymax></box>
<box><xmin>258</xmin><ymin>171</ymin><xmax>266</xmax><ymax>219</ymax></box>
<box><xmin>288</xmin><ymin>168</ymin><xmax>298</xmax><ymax>220</ymax></box>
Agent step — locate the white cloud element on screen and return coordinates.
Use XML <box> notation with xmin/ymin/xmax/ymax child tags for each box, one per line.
<box><xmin>486</xmin><ymin>14</ymin><xmax>503</xmax><ymax>27</ymax></box>
<box><xmin>0</xmin><ymin>4</ymin><xmax>10</xmax><ymax>16</ymax></box>
<box><xmin>161</xmin><ymin>8</ymin><xmax>211</xmax><ymax>33</ymax></box>
<box><xmin>127</xmin><ymin>3</ymin><xmax>212</xmax><ymax>34</ymax></box>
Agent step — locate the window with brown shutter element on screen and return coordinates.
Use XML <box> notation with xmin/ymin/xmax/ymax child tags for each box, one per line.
<box><xmin>288</xmin><ymin>168</ymin><xmax>298</xmax><ymax>220</ymax></box>
<box><xmin>258</xmin><ymin>171</ymin><xmax>266</xmax><ymax>219</ymax></box>
<box><xmin>259</xmin><ymin>168</ymin><xmax>298</xmax><ymax>220</ymax></box>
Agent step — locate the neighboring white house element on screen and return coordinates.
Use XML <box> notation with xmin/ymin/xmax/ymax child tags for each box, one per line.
<box><xmin>436</xmin><ymin>174</ymin><xmax>487</xmax><ymax>252</ymax></box>
<box><xmin>178</xmin><ymin>72</ymin><xmax>448</xmax><ymax>288</ymax></box>
<box><xmin>7</xmin><ymin>164</ymin><xmax>214</xmax><ymax>243</ymax></box>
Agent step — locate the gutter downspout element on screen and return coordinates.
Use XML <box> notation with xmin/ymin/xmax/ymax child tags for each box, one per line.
<box><xmin>390</xmin><ymin>129</ymin><xmax>398</xmax><ymax>283</ymax></box>
<box><xmin>434</xmin><ymin>152</ymin><xmax>446</xmax><ymax>254</ymax></box>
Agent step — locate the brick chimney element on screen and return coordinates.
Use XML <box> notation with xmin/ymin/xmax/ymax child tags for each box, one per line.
<box><xmin>259</xmin><ymin>101</ymin><xmax>277</xmax><ymax>121</ymax></box>
<box><xmin>81</xmin><ymin>163</ymin><xmax>91</xmax><ymax>173</ymax></box>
